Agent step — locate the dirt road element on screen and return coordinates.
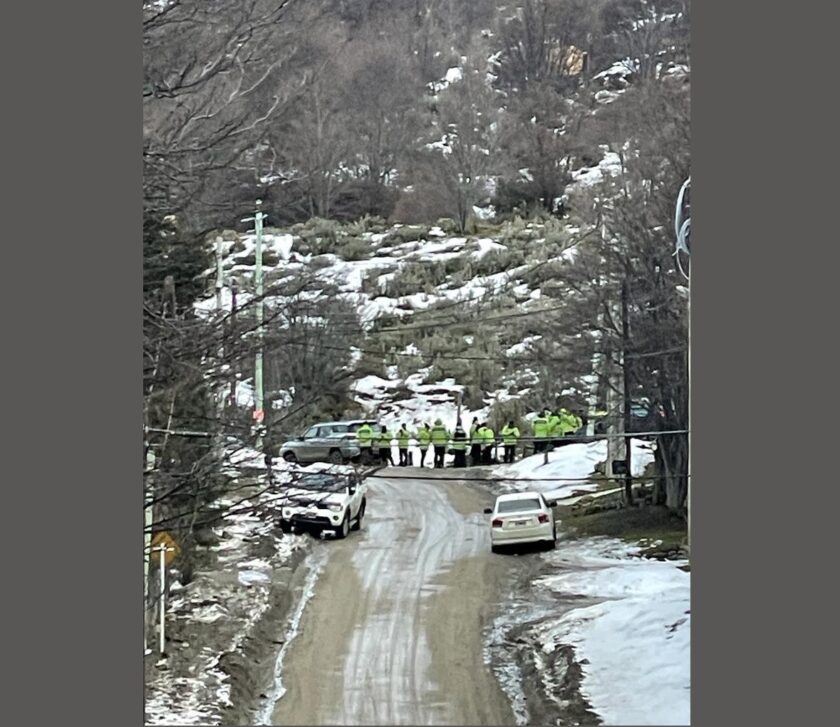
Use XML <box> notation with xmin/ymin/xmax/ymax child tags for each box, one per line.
<box><xmin>269</xmin><ymin>469</ymin><xmax>516</xmax><ymax>725</ymax></box>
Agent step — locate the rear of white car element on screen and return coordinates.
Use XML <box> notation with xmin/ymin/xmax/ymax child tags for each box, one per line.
<box><xmin>486</xmin><ymin>492</ymin><xmax>556</xmax><ymax>552</ymax></box>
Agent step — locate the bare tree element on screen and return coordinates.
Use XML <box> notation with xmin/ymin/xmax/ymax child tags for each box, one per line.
<box><xmin>409</xmin><ymin>59</ymin><xmax>501</xmax><ymax>231</ymax></box>
<box><xmin>541</xmin><ymin>76</ymin><xmax>690</xmax><ymax>512</ymax></box>
<box><xmin>339</xmin><ymin>34</ymin><xmax>425</xmax><ymax>187</ymax></box>
<box><xmin>599</xmin><ymin>0</ymin><xmax>689</xmax><ymax>84</ymax></box>
<box><xmin>143</xmin><ymin>0</ymin><xmax>327</xmax><ymax>225</ymax></box>
<box><xmin>494</xmin><ymin>0</ymin><xmax>603</xmax><ymax>93</ymax></box>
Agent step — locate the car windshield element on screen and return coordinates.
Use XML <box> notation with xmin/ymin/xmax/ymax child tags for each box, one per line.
<box><xmin>293</xmin><ymin>474</ymin><xmax>345</xmax><ymax>492</ymax></box>
<box><xmin>497</xmin><ymin>498</ymin><xmax>542</xmax><ymax>513</ymax></box>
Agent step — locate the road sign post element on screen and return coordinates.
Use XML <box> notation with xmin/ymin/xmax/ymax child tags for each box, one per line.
<box><xmin>159</xmin><ymin>543</ymin><xmax>166</xmax><ymax>655</ymax></box>
<box><xmin>144</xmin><ymin>447</ymin><xmax>155</xmax><ymax>656</ymax></box>
<box><xmin>151</xmin><ymin>533</ymin><xmax>179</xmax><ymax>656</ymax></box>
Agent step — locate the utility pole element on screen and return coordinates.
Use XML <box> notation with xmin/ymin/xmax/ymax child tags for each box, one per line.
<box><xmin>606</xmin><ymin>296</ymin><xmax>625</xmax><ymax>483</ymax></box>
<box><xmin>229</xmin><ymin>278</ymin><xmax>238</xmax><ymax>408</ymax></box>
<box><xmin>621</xmin><ymin>279</ymin><xmax>633</xmax><ymax>504</ymax></box>
<box><xmin>215</xmin><ymin>235</ymin><xmax>224</xmax><ymax>312</ymax></box>
<box><xmin>242</xmin><ymin>201</ymin><xmax>267</xmax><ymax>450</ymax></box>
<box><xmin>675</xmin><ymin>178</ymin><xmax>691</xmax><ymax>550</ymax></box>
<box><xmin>587</xmin><ymin>263</ymin><xmax>606</xmax><ymax>437</ymax></box>
<box><xmin>214</xmin><ymin>236</ymin><xmax>225</xmax><ymax>456</ymax></box>
<box><xmin>586</xmin><ymin>314</ymin><xmax>605</xmax><ymax>436</ymax></box>
<box><xmin>599</xmin><ymin>209</ymin><xmax>626</xmax><ymax>480</ymax></box>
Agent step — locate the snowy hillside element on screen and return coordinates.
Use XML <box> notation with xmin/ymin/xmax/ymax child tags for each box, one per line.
<box><xmin>193</xmin><ymin>210</ymin><xmax>614</xmax><ymax>437</ymax></box>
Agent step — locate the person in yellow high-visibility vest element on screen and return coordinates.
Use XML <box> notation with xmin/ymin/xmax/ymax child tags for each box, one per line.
<box><xmin>548</xmin><ymin>410</ymin><xmax>563</xmax><ymax>448</ymax></box>
<box><xmin>560</xmin><ymin>409</ymin><xmax>583</xmax><ymax>437</ymax></box>
<box><xmin>451</xmin><ymin>425</ymin><xmax>468</xmax><ymax>468</ymax></box>
<box><xmin>500</xmin><ymin>420</ymin><xmax>521</xmax><ymax>463</ymax></box>
<box><xmin>477</xmin><ymin>422</ymin><xmax>496</xmax><ymax>464</ymax></box>
<box><xmin>469</xmin><ymin>417</ymin><xmax>483</xmax><ymax>465</ymax></box>
<box><xmin>532</xmin><ymin>410</ymin><xmax>550</xmax><ymax>453</ymax></box>
<box><xmin>430</xmin><ymin>419</ymin><xmax>450</xmax><ymax>468</ymax></box>
<box><xmin>356</xmin><ymin>421</ymin><xmax>375</xmax><ymax>464</ymax></box>
<box><xmin>377</xmin><ymin>425</ymin><xmax>393</xmax><ymax>466</ymax></box>
<box><xmin>416</xmin><ymin>423</ymin><xmax>432</xmax><ymax>467</ymax></box>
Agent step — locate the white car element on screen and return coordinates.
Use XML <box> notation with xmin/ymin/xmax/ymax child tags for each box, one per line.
<box><xmin>484</xmin><ymin>491</ymin><xmax>557</xmax><ymax>553</ymax></box>
<box><xmin>278</xmin><ymin>466</ymin><xmax>367</xmax><ymax>539</ymax></box>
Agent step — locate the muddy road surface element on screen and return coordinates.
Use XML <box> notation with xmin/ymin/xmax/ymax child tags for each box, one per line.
<box><xmin>269</xmin><ymin>469</ymin><xmax>520</xmax><ymax>726</ymax></box>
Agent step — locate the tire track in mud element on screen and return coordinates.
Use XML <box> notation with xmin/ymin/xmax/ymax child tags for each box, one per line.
<box><xmin>269</xmin><ymin>471</ymin><xmax>513</xmax><ymax>725</ymax></box>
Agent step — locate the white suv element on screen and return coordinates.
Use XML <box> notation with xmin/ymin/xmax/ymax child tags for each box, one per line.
<box><xmin>278</xmin><ymin>466</ymin><xmax>367</xmax><ymax>539</ymax></box>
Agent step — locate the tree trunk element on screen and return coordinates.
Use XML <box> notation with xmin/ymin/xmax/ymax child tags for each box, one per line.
<box><xmin>656</xmin><ymin>431</ymin><xmax>688</xmax><ymax>513</ymax></box>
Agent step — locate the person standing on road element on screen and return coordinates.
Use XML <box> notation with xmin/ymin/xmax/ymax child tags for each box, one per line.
<box><xmin>469</xmin><ymin>417</ymin><xmax>483</xmax><ymax>466</ymax></box>
<box><xmin>501</xmin><ymin>420</ymin><xmax>520</xmax><ymax>463</ymax></box>
<box><xmin>377</xmin><ymin>424</ymin><xmax>394</xmax><ymax>466</ymax></box>
<box><xmin>562</xmin><ymin>408</ymin><xmax>583</xmax><ymax>438</ymax></box>
<box><xmin>417</xmin><ymin>422</ymin><xmax>432</xmax><ymax>467</ymax></box>
<box><xmin>452</xmin><ymin>425</ymin><xmax>468</xmax><ymax>467</ymax></box>
<box><xmin>478</xmin><ymin>422</ymin><xmax>496</xmax><ymax>464</ymax></box>
<box><xmin>548</xmin><ymin>409</ymin><xmax>562</xmax><ymax>449</ymax></box>
<box><xmin>430</xmin><ymin>418</ymin><xmax>450</xmax><ymax>468</ymax></box>
<box><xmin>532</xmin><ymin>410</ymin><xmax>550</xmax><ymax>453</ymax></box>
<box><xmin>356</xmin><ymin>421</ymin><xmax>374</xmax><ymax>464</ymax></box>
<box><xmin>397</xmin><ymin>424</ymin><xmax>410</xmax><ymax>467</ymax></box>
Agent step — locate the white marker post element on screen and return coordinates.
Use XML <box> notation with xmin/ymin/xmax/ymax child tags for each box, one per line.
<box><xmin>144</xmin><ymin>447</ymin><xmax>155</xmax><ymax>657</ymax></box>
<box><xmin>158</xmin><ymin>542</ymin><xmax>168</xmax><ymax>655</ymax></box>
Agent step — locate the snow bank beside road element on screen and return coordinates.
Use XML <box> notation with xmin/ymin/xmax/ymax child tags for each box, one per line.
<box><xmin>493</xmin><ymin>439</ymin><xmax>655</xmax><ymax>499</ymax></box>
<box><xmin>535</xmin><ymin>538</ymin><xmax>690</xmax><ymax>725</ymax></box>
<box><xmin>144</xmin><ymin>449</ymin><xmax>310</xmax><ymax>725</ymax></box>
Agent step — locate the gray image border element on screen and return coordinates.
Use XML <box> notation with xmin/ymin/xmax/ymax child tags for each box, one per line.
<box><xmin>5</xmin><ymin>2</ymin><xmax>834</xmax><ymax>726</ymax></box>
<box><xmin>4</xmin><ymin>2</ymin><xmax>144</xmax><ymax>726</ymax></box>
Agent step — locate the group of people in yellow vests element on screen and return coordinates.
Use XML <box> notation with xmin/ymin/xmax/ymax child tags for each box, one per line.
<box><xmin>530</xmin><ymin>408</ymin><xmax>583</xmax><ymax>453</ymax></box>
<box><xmin>354</xmin><ymin>407</ymin><xmax>583</xmax><ymax>468</ymax></box>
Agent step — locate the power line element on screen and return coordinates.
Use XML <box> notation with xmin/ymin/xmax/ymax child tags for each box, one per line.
<box><xmin>279</xmin><ymin>337</ymin><xmax>685</xmax><ymax>365</ymax></box>
<box><xmin>365</xmin><ymin>471</ymin><xmax>690</xmax><ymax>483</ymax></box>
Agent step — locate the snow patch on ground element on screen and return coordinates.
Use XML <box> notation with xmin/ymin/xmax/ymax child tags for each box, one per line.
<box><xmin>472</xmin><ymin>237</ymin><xmax>507</xmax><ymax>258</ymax></box>
<box><xmin>145</xmin><ymin>447</ymin><xmax>309</xmax><ymax>725</ymax></box>
<box><xmin>493</xmin><ymin>439</ymin><xmax>655</xmax><ymax>499</ymax></box>
<box><xmin>535</xmin><ymin>538</ymin><xmax>690</xmax><ymax>725</ymax></box>
<box><xmin>569</xmin><ymin>147</ymin><xmax>624</xmax><ymax>189</ymax></box>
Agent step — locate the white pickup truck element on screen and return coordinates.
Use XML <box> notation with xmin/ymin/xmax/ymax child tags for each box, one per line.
<box><xmin>278</xmin><ymin>466</ymin><xmax>367</xmax><ymax>539</ymax></box>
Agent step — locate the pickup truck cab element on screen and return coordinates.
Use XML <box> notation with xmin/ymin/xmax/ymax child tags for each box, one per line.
<box><xmin>278</xmin><ymin>465</ymin><xmax>367</xmax><ymax>539</ymax></box>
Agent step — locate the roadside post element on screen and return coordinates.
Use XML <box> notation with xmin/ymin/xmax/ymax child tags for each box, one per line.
<box><xmin>152</xmin><ymin>532</ymin><xmax>179</xmax><ymax>657</ymax></box>
<box><xmin>144</xmin><ymin>445</ymin><xmax>155</xmax><ymax>656</ymax></box>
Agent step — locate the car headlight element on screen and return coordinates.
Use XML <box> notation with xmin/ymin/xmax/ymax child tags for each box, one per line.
<box><xmin>327</xmin><ymin>503</ymin><xmax>343</xmax><ymax>512</ymax></box>
<box><xmin>283</xmin><ymin>509</ymin><xmax>292</xmax><ymax>518</ymax></box>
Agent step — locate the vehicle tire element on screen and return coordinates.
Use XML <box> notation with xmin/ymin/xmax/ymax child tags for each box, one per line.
<box><xmin>334</xmin><ymin>511</ymin><xmax>350</xmax><ymax>539</ymax></box>
<box><xmin>351</xmin><ymin>500</ymin><xmax>366</xmax><ymax>531</ymax></box>
<box><xmin>328</xmin><ymin>449</ymin><xmax>344</xmax><ymax>465</ymax></box>
<box><xmin>279</xmin><ymin>520</ymin><xmax>291</xmax><ymax>534</ymax></box>
<box><xmin>283</xmin><ymin>451</ymin><xmax>297</xmax><ymax>463</ymax></box>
